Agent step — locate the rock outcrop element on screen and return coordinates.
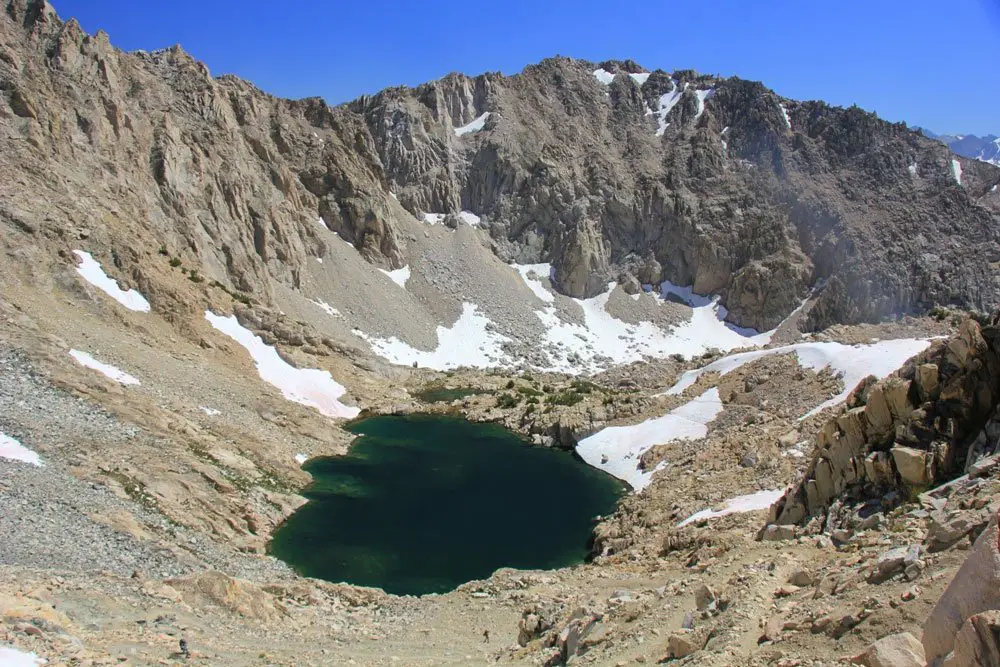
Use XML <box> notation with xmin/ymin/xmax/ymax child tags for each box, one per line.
<box><xmin>766</xmin><ymin>319</ymin><xmax>1000</xmax><ymax>530</ymax></box>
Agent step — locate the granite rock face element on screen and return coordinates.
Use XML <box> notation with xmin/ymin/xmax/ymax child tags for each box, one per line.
<box><xmin>767</xmin><ymin>319</ymin><xmax>1000</xmax><ymax>528</ymax></box>
<box><xmin>2</xmin><ymin>1</ymin><xmax>1000</xmax><ymax>333</ymax></box>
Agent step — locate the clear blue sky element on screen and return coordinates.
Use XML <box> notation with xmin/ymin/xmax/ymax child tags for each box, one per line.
<box><xmin>53</xmin><ymin>0</ymin><xmax>1000</xmax><ymax>136</ymax></box>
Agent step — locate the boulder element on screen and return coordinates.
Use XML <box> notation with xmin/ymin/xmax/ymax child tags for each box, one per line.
<box><xmin>892</xmin><ymin>446</ymin><xmax>930</xmax><ymax>486</ymax></box>
<box><xmin>943</xmin><ymin>609</ymin><xmax>1000</xmax><ymax>667</ymax></box>
<box><xmin>666</xmin><ymin>631</ymin><xmax>698</xmax><ymax>659</ymax></box>
<box><xmin>915</xmin><ymin>363</ymin><xmax>940</xmax><ymax>401</ymax></box>
<box><xmin>875</xmin><ymin>546</ymin><xmax>909</xmax><ymax>578</ymax></box>
<box><xmin>923</xmin><ymin>511</ymin><xmax>1000</xmax><ymax>663</ymax></box>
<box><xmin>761</xmin><ymin>524</ymin><xmax>796</xmax><ymax>541</ymax></box>
<box><xmin>926</xmin><ymin>510</ymin><xmax>980</xmax><ymax>551</ymax></box>
<box><xmin>694</xmin><ymin>584</ymin><xmax>716</xmax><ymax>612</ymax></box>
<box><xmin>854</xmin><ymin>632</ymin><xmax>926</xmax><ymax>667</ymax></box>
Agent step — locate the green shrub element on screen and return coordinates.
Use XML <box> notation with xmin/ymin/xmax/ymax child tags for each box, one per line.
<box><xmin>169</xmin><ymin>257</ymin><xmax>182</xmax><ymax>268</ymax></box>
<box><xmin>496</xmin><ymin>393</ymin><xmax>521</xmax><ymax>409</ymax></box>
<box><xmin>505</xmin><ymin>380</ymin><xmax>515</xmax><ymax>389</ymax></box>
<box><xmin>546</xmin><ymin>391</ymin><xmax>584</xmax><ymax>407</ymax></box>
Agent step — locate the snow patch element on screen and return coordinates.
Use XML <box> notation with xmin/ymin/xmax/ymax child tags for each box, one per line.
<box><xmin>678</xmin><ymin>489</ymin><xmax>785</xmax><ymax>527</ymax></box>
<box><xmin>512</xmin><ymin>263</ymin><xmax>555</xmax><ymax>303</ymax></box>
<box><xmin>73</xmin><ymin>250</ymin><xmax>150</xmax><ymax>313</ymax></box>
<box><xmin>355</xmin><ymin>302</ymin><xmax>510</xmax><ymax>370</ymax></box>
<box><xmin>576</xmin><ymin>388</ymin><xmax>723</xmax><ymax>491</ymax></box>
<box><xmin>779</xmin><ymin>104</ymin><xmax>792</xmax><ymax>130</ymax></box>
<box><xmin>199</xmin><ymin>406</ymin><xmax>221</xmax><ymax>416</ymax></box>
<box><xmin>295</xmin><ymin>453</ymin><xmax>308</xmax><ymax>464</ymax></box>
<box><xmin>628</xmin><ymin>72</ymin><xmax>651</xmax><ymax>86</ymax></box>
<box><xmin>454</xmin><ymin>112</ymin><xmax>490</xmax><ymax>137</ymax></box>
<box><xmin>593</xmin><ymin>68</ymin><xmax>615</xmax><ymax>85</ymax></box>
<box><xmin>205</xmin><ymin>311</ymin><xmax>359</xmax><ymax>419</ymax></box>
<box><xmin>0</xmin><ymin>647</ymin><xmax>47</xmax><ymax>666</ymax></box>
<box><xmin>721</xmin><ymin>126</ymin><xmax>729</xmax><ymax>151</ymax></box>
<box><xmin>951</xmin><ymin>159</ymin><xmax>963</xmax><ymax>185</ymax></box>
<box><xmin>68</xmin><ymin>350</ymin><xmax>140</xmax><ymax>386</ymax></box>
<box><xmin>663</xmin><ymin>338</ymin><xmax>932</xmax><ymax>417</ymax></box>
<box><xmin>310</xmin><ymin>299</ymin><xmax>341</xmax><ymax>317</ymax></box>
<box><xmin>647</xmin><ymin>81</ymin><xmax>683</xmax><ymax>137</ymax></box>
<box><xmin>458</xmin><ymin>211</ymin><xmax>482</xmax><ymax>226</ymax></box>
<box><xmin>908</xmin><ymin>162</ymin><xmax>918</xmax><ymax>176</ymax></box>
<box><xmin>694</xmin><ymin>88</ymin><xmax>714</xmax><ymax>120</ymax></box>
<box><xmin>378</xmin><ymin>265</ymin><xmax>410</xmax><ymax>288</ymax></box>
<box><xmin>0</xmin><ymin>432</ymin><xmax>42</xmax><ymax>467</ymax></box>
<box><xmin>422</xmin><ymin>212</ymin><xmax>446</xmax><ymax>225</ymax></box>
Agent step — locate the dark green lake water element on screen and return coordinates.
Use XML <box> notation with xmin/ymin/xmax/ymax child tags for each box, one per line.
<box><xmin>269</xmin><ymin>414</ymin><xmax>624</xmax><ymax>596</ymax></box>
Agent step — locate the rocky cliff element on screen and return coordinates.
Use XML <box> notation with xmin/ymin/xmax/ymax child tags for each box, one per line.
<box><xmin>767</xmin><ymin>317</ymin><xmax>1000</xmax><ymax>533</ymax></box>
<box><xmin>2</xmin><ymin>0</ymin><xmax>1000</xmax><ymax>337</ymax></box>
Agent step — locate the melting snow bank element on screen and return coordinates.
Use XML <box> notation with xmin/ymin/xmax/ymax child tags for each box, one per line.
<box><xmin>295</xmin><ymin>453</ymin><xmax>308</xmax><ymax>464</ymax></box>
<box><xmin>513</xmin><ymin>263</ymin><xmax>555</xmax><ymax>303</ymax></box>
<box><xmin>0</xmin><ymin>647</ymin><xmax>46</xmax><ymax>666</ymax></box>
<box><xmin>68</xmin><ymin>350</ymin><xmax>140</xmax><ymax>385</ymax></box>
<box><xmin>677</xmin><ymin>489</ymin><xmax>785</xmax><ymax>527</ymax></box>
<box><xmin>779</xmin><ymin>104</ymin><xmax>792</xmax><ymax>129</ymax></box>
<box><xmin>310</xmin><ymin>299</ymin><xmax>341</xmax><ymax>317</ymax></box>
<box><xmin>354</xmin><ymin>303</ymin><xmax>510</xmax><ymax>370</ymax></box>
<box><xmin>531</xmin><ymin>278</ymin><xmax>783</xmax><ymax>374</ymax></box>
<box><xmin>648</xmin><ymin>81</ymin><xmax>683</xmax><ymax>137</ymax></box>
<box><xmin>454</xmin><ymin>112</ymin><xmax>490</xmax><ymax>136</ymax></box>
<box><xmin>421</xmin><ymin>211</ymin><xmax>481</xmax><ymax>226</ymax></box>
<box><xmin>663</xmin><ymin>338</ymin><xmax>933</xmax><ymax>417</ymax></box>
<box><xmin>951</xmin><ymin>159</ymin><xmax>963</xmax><ymax>185</ymax></box>
<box><xmin>73</xmin><ymin>250</ymin><xmax>150</xmax><ymax>312</ymax></box>
<box><xmin>205</xmin><ymin>311</ymin><xmax>359</xmax><ymax>419</ymax></box>
<box><xmin>576</xmin><ymin>388</ymin><xmax>723</xmax><ymax>491</ymax></box>
<box><xmin>593</xmin><ymin>68</ymin><xmax>615</xmax><ymax>85</ymax></box>
<box><xmin>378</xmin><ymin>265</ymin><xmax>410</xmax><ymax>288</ymax></box>
<box><xmin>0</xmin><ymin>432</ymin><xmax>42</xmax><ymax>466</ymax></box>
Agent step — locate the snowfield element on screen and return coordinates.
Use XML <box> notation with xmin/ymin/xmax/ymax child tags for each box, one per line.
<box><xmin>378</xmin><ymin>265</ymin><xmax>411</xmax><ymax>288</ymax></box>
<box><xmin>576</xmin><ymin>335</ymin><xmax>930</xmax><ymax>490</ymax></box>
<box><xmin>663</xmin><ymin>338</ymin><xmax>932</xmax><ymax>417</ymax></box>
<box><xmin>628</xmin><ymin>72</ymin><xmax>651</xmax><ymax>85</ymax></box>
<box><xmin>310</xmin><ymin>299</ymin><xmax>341</xmax><ymax>317</ymax></box>
<box><xmin>0</xmin><ymin>432</ymin><xmax>42</xmax><ymax>466</ymax></box>
<box><xmin>576</xmin><ymin>388</ymin><xmax>723</xmax><ymax>490</ymax></box>
<box><xmin>779</xmin><ymin>104</ymin><xmax>792</xmax><ymax>129</ymax></box>
<box><xmin>678</xmin><ymin>489</ymin><xmax>785</xmax><ymax>527</ymax></box>
<box><xmin>421</xmin><ymin>211</ymin><xmax>481</xmax><ymax>226</ymax></box>
<box><xmin>68</xmin><ymin>349</ymin><xmax>141</xmax><ymax>385</ymax></box>
<box><xmin>0</xmin><ymin>647</ymin><xmax>46</xmax><ymax>666</ymax></box>
<box><xmin>354</xmin><ymin>303</ymin><xmax>511</xmax><ymax>371</ymax></box>
<box><xmin>73</xmin><ymin>250</ymin><xmax>150</xmax><ymax>312</ymax></box>
<box><xmin>518</xmin><ymin>272</ymin><xmax>787</xmax><ymax>375</ymax></box>
<box><xmin>205</xmin><ymin>311</ymin><xmax>359</xmax><ymax>419</ymax></box>
<box><xmin>593</xmin><ymin>68</ymin><xmax>616</xmax><ymax>85</ymax></box>
<box><xmin>513</xmin><ymin>263</ymin><xmax>556</xmax><ymax>303</ymax></box>
<box><xmin>454</xmin><ymin>112</ymin><xmax>490</xmax><ymax>136</ymax></box>
<box><xmin>648</xmin><ymin>82</ymin><xmax>683</xmax><ymax>137</ymax></box>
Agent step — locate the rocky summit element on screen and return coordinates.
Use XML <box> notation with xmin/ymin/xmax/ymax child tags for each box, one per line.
<box><xmin>3</xmin><ymin>0</ymin><xmax>1000</xmax><ymax>665</ymax></box>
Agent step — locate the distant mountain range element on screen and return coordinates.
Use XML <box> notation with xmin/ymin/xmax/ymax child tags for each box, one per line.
<box><xmin>918</xmin><ymin>128</ymin><xmax>1000</xmax><ymax>166</ymax></box>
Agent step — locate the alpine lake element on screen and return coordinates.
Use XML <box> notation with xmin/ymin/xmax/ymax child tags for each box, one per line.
<box><xmin>269</xmin><ymin>414</ymin><xmax>625</xmax><ymax>596</ymax></box>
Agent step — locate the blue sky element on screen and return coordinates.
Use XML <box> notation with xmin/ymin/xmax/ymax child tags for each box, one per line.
<box><xmin>54</xmin><ymin>0</ymin><xmax>1000</xmax><ymax>135</ymax></box>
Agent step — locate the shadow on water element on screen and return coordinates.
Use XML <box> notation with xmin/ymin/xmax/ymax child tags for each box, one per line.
<box><xmin>269</xmin><ymin>413</ymin><xmax>624</xmax><ymax>596</ymax></box>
